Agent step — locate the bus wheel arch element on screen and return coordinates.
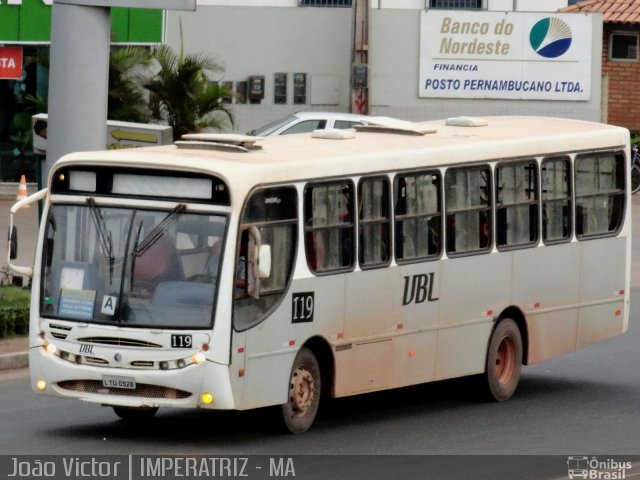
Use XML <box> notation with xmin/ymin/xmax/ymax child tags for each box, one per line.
<box><xmin>496</xmin><ymin>306</ymin><xmax>529</xmax><ymax>365</ymax></box>
<box><xmin>482</xmin><ymin>311</ymin><xmax>526</xmax><ymax>402</ymax></box>
<box><xmin>303</xmin><ymin>336</ymin><xmax>335</xmax><ymax>400</ymax></box>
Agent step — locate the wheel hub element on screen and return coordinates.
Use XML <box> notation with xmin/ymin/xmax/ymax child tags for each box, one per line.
<box><xmin>289</xmin><ymin>367</ymin><xmax>315</xmax><ymax>415</ymax></box>
<box><xmin>496</xmin><ymin>336</ymin><xmax>516</xmax><ymax>385</ymax></box>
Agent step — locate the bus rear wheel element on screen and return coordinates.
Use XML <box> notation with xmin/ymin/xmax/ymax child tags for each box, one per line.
<box><xmin>112</xmin><ymin>406</ymin><xmax>158</xmax><ymax>422</ymax></box>
<box><xmin>281</xmin><ymin>347</ymin><xmax>321</xmax><ymax>434</ymax></box>
<box><xmin>484</xmin><ymin>318</ymin><xmax>522</xmax><ymax>402</ymax></box>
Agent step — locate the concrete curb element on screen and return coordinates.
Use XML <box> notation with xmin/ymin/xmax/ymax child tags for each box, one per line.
<box><xmin>0</xmin><ymin>351</ymin><xmax>28</xmax><ymax>370</ymax></box>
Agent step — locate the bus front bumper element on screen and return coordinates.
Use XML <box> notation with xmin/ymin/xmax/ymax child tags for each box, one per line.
<box><xmin>29</xmin><ymin>348</ymin><xmax>235</xmax><ymax>410</ymax></box>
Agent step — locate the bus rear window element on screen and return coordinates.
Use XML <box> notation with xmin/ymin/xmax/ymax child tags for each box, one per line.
<box><xmin>575</xmin><ymin>152</ymin><xmax>625</xmax><ymax>238</ymax></box>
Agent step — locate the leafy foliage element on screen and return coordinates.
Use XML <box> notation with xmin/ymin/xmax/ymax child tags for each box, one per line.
<box><xmin>0</xmin><ymin>308</ymin><xmax>29</xmax><ymax>339</ymax></box>
<box><xmin>145</xmin><ymin>44</ymin><xmax>234</xmax><ymax>140</ymax></box>
<box><xmin>0</xmin><ymin>287</ymin><xmax>30</xmax><ymax>339</ymax></box>
<box><xmin>108</xmin><ymin>46</ymin><xmax>153</xmax><ymax>123</ymax></box>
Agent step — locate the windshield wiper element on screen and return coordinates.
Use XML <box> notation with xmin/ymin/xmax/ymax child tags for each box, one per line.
<box><xmin>117</xmin><ymin>211</ymin><xmax>140</xmax><ymax>323</ymax></box>
<box><xmin>128</xmin><ymin>220</ymin><xmax>144</xmax><ymax>297</ymax></box>
<box><xmin>86</xmin><ymin>198</ymin><xmax>114</xmax><ymax>282</ymax></box>
<box><xmin>134</xmin><ymin>204</ymin><xmax>186</xmax><ymax>257</ymax></box>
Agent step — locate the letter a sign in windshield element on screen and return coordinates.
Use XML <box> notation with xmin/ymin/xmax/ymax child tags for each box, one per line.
<box><xmin>0</xmin><ymin>47</ymin><xmax>22</xmax><ymax>80</ymax></box>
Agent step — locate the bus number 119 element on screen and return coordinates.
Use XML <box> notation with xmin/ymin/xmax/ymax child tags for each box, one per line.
<box><xmin>292</xmin><ymin>292</ymin><xmax>314</xmax><ymax>323</ymax></box>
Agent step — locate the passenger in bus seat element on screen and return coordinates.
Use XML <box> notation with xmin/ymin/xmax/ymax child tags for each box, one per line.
<box><xmin>134</xmin><ymin>234</ymin><xmax>183</xmax><ymax>296</ymax></box>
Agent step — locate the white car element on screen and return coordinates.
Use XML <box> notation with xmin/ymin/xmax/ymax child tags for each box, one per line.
<box><xmin>247</xmin><ymin>111</ymin><xmax>371</xmax><ymax>136</ymax></box>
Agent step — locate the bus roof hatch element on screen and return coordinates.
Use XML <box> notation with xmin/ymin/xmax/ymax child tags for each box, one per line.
<box><xmin>176</xmin><ymin>133</ymin><xmax>263</xmax><ymax>152</ymax></box>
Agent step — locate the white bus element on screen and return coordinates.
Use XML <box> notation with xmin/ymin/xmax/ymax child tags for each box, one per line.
<box><xmin>9</xmin><ymin>116</ymin><xmax>631</xmax><ymax>433</ymax></box>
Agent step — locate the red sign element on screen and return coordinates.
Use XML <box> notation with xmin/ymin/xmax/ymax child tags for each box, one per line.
<box><xmin>0</xmin><ymin>47</ymin><xmax>23</xmax><ymax>80</ymax></box>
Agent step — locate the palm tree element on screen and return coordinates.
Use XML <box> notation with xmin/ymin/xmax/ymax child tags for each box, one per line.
<box><xmin>145</xmin><ymin>44</ymin><xmax>234</xmax><ymax>140</ymax></box>
<box><xmin>108</xmin><ymin>46</ymin><xmax>152</xmax><ymax>123</ymax></box>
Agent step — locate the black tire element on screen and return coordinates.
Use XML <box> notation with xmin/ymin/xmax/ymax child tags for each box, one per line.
<box><xmin>483</xmin><ymin>319</ymin><xmax>523</xmax><ymax>402</ymax></box>
<box><xmin>281</xmin><ymin>347</ymin><xmax>321</xmax><ymax>434</ymax></box>
<box><xmin>112</xmin><ymin>406</ymin><xmax>158</xmax><ymax>422</ymax></box>
<box><xmin>631</xmin><ymin>165</ymin><xmax>640</xmax><ymax>194</ymax></box>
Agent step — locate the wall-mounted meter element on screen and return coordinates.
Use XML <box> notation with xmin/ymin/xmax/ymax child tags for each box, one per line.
<box><xmin>249</xmin><ymin>76</ymin><xmax>265</xmax><ymax>102</ymax></box>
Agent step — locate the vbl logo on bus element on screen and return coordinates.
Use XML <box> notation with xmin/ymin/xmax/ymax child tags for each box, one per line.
<box><xmin>402</xmin><ymin>273</ymin><xmax>439</xmax><ymax>305</ymax></box>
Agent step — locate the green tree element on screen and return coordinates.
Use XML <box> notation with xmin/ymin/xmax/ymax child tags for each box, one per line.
<box><xmin>145</xmin><ymin>44</ymin><xmax>234</xmax><ymax>140</ymax></box>
<box><xmin>108</xmin><ymin>45</ymin><xmax>152</xmax><ymax>123</ymax></box>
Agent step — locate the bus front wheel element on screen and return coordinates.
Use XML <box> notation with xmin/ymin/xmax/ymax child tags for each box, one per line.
<box><xmin>112</xmin><ymin>406</ymin><xmax>158</xmax><ymax>422</ymax></box>
<box><xmin>281</xmin><ymin>347</ymin><xmax>321</xmax><ymax>434</ymax></box>
<box><xmin>484</xmin><ymin>318</ymin><xmax>522</xmax><ymax>402</ymax></box>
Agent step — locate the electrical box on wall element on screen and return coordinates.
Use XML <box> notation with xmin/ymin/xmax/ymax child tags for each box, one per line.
<box><xmin>352</xmin><ymin>64</ymin><xmax>368</xmax><ymax>89</ymax></box>
<box><xmin>249</xmin><ymin>76</ymin><xmax>265</xmax><ymax>103</ymax></box>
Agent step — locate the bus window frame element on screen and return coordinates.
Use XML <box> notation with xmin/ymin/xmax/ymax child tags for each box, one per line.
<box><xmin>444</xmin><ymin>163</ymin><xmax>493</xmax><ymax>258</ymax></box>
<box><xmin>357</xmin><ymin>175</ymin><xmax>392</xmax><ymax>271</ymax></box>
<box><xmin>393</xmin><ymin>169</ymin><xmax>443</xmax><ymax>265</ymax></box>
<box><xmin>541</xmin><ymin>155</ymin><xmax>573</xmax><ymax>246</ymax></box>
<box><xmin>303</xmin><ymin>179</ymin><xmax>356</xmax><ymax>276</ymax></box>
<box><xmin>232</xmin><ymin>185</ymin><xmax>299</xmax><ymax>333</ymax></box>
<box><xmin>573</xmin><ymin>150</ymin><xmax>626</xmax><ymax>241</ymax></box>
<box><xmin>494</xmin><ymin>158</ymin><xmax>540</xmax><ymax>252</ymax></box>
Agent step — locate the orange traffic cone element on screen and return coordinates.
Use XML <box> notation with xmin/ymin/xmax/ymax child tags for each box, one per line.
<box><xmin>16</xmin><ymin>175</ymin><xmax>29</xmax><ymax>207</ymax></box>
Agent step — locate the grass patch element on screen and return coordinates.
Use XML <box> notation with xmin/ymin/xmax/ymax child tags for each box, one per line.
<box><xmin>0</xmin><ymin>286</ymin><xmax>31</xmax><ymax>308</ymax></box>
<box><xmin>0</xmin><ymin>286</ymin><xmax>30</xmax><ymax>338</ymax></box>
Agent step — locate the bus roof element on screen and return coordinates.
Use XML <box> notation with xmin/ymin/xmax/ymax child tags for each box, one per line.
<box><xmin>54</xmin><ymin>116</ymin><xmax>629</xmax><ymax>193</ymax></box>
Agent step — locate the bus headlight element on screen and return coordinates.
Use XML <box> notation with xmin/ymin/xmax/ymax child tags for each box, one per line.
<box><xmin>36</xmin><ymin>380</ymin><xmax>47</xmax><ymax>391</ymax></box>
<box><xmin>43</xmin><ymin>342</ymin><xmax>57</xmax><ymax>355</ymax></box>
<box><xmin>201</xmin><ymin>392</ymin><xmax>214</xmax><ymax>404</ymax></box>
<box><xmin>192</xmin><ymin>352</ymin><xmax>206</xmax><ymax>365</ymax></box>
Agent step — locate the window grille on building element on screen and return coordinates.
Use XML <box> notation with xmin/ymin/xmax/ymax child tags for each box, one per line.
<box><xmin>299</xmin><ymin>0</ymin><xmax>352</xmax><ymax>7</ymax></box>
<box><xmin>610</xmin><ymin>33</ymin><xmax>638</xmax><ymax>61</ymax></box>
<box><xmin>429</xmin><ymin>0</ymin><xmax>482</xmax><ymax>8</ymax></box>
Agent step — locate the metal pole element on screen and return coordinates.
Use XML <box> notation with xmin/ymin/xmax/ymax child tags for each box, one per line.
<box><xmin>45</xmin><ymin>2</ymin><xmax>110</xmax><ymax>184</ymax></box>
<box><xmin>350</xmin><ymin>0</ymin><xmax>370</xmax><ymax>115</ymax></box>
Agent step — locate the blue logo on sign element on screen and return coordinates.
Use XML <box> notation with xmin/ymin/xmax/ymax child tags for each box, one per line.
<box><xmin>530</xmin><ymin>17</ymin><xmax>572</xmax><ymax>58</ymax></box>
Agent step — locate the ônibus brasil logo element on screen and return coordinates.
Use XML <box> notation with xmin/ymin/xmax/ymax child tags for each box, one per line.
<box><xmin>530</xmin><ymin>17</ymin><xmax>572</xmax><ymax>58</ymax></box>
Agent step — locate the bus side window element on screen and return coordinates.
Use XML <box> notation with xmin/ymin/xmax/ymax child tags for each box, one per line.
<box><xmin>394</xmin><ymin>171</ymin><xmax>441</xmax><ymax>262</ymax></box>
<box><xmin>304</xmin><ymin>181</ymin><xmax>355</xmax><ymax>273</ymax></box>
<box><xmin>574</xmin><ymin>152</ymin><xmax>625</xmax><ymax>238</ymax></box>
<box><xmin>233</xmin><ymin>187</ymin><xmax>298</xmax><ymax>331</ymax></box>
<box><xmin>496</xmin><ymin>160</ymin><xmax>539</xmax><ymax>250</ymax></box>
<box><xmin>541</xmin><ymin>157</ymin><xmax>572</xmax><ymax>243</ymax></box>
<box><xmin>445</xmin><ymin>165</ymin><xmax>492</xmax><ymax>255</ymax></box>
<box><xmin>358</xmin><ymin>176</ymin><xmax>391</xmax><ymax>268</ymax></box>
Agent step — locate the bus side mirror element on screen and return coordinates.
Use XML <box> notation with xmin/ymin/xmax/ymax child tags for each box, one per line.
<box><xmin>258</xmin><ymin>244</ymin><xmax>271</xmax><ymax>279</ymax></box>
<box><xmin>8</xmin><ymin>226</ymin><xmax>17</xmax><ymax>260</ymax></box>
<box><xmin>246</xmin><ymin>226</ymin><xmax>271</xmax><ymax>299</ymax></box>
<box><xmin>7</xmin><ymin>188</ymin><xmax>47</xmax><ymax>277</ymax></box>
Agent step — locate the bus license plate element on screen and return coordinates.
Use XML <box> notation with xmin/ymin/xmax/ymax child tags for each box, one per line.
<box><xmin>102</xmin><ymin>375</ymin><xmax>136</xmax><ymax>390</ymax></box>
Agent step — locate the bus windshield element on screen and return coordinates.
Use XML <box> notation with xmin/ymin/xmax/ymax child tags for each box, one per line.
<box><xmin>41</xmin><ymin>203</ymin><xmax>226</xmax><ymax>329</ymax></box>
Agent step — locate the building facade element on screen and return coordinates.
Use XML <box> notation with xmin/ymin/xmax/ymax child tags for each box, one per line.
<box><xmin>164</xmin><ymin>0</ymin><xmax>602</xmax><ymax>133</ymax></box>
<box><xmin>0</xmin><ymin>0</ymin><xmax>604</xmax><ymax>184</ymax></box>
<box><xmin>562</xmin><ymin>0</ymin><xmax>640</xmax><ymax>131</ymax></box>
